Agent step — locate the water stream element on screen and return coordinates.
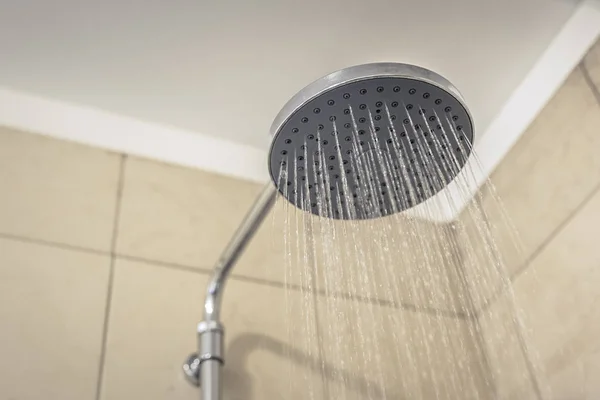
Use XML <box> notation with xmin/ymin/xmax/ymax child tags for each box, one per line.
<box><xmin>274</xmin><ymin>101</ymin><xmax>546</xmax><ymax>399</ymax></box>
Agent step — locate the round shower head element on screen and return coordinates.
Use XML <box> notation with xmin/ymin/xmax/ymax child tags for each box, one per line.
<box><xmin>268</xmin><ymin>63</ymin><xmax>474</xmax><ymax>220</ymax></box>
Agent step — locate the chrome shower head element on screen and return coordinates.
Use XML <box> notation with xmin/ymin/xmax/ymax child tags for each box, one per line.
<box><xmin>268</xmin><ymin>63</ymin><xmax>474</xmax><ymax>220</ymax></box>
<box><xmin>188</xmin><ymin>65</ymin><xmax>475</xmax><ymax>400</ymax></box>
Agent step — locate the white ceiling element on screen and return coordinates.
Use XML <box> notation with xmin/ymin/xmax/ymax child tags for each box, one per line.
<box><xmin>0</xmin><ymin>0</ymin><xmax>579</xmax><ymax>150</ymax></box>
<box><xmin>1</xmin><ymin>0</ymin><xmax>598</xmax><ymax>221</ymax></box>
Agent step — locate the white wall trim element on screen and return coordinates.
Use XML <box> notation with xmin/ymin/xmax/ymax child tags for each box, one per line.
<box><xmin>0</xmin><ymin>0</ymin><xmax>598</xmax><ymax>220</ymax></box>
<box><xmin>0</xmin><ymin>88</ymin><xmax>269</xmax><ymax>183</ymax></box>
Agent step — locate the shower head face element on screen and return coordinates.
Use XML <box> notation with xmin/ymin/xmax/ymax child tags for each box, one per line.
<box><xmin>268</xmin><ymin>63</ymin><xmax>474</xmax><ymax>220</ymax></box>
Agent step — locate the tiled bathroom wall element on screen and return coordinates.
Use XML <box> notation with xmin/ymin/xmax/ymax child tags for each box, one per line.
<box><xmin>0</xmin><ymin>127</ymin><xmax>486</xmax><ymax>398</ymax></box>
<box><xmin>458</xmin><ymin>38</ymin><xmax>600</xmax><ymax>398</ymax></box>
<box><xmin>2</xmin><ymin>38</ymin><xmax>597</xmax><ymax>400</ymax></box>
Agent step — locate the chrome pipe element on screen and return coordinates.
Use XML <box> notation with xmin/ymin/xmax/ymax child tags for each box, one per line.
<box><xmin>203</xmin><ymin>183</ymin><xmax>278</xmax><ymax>322</ymax></box>
<box><xmin>200</xmin><ymin>360</ymin><xmax>222</xmax><ymax>400</ymax></box>
<box><xmin>192</xmin><ymin>183</ymin><xmax>277</xmax><ymax>400</ymax></box>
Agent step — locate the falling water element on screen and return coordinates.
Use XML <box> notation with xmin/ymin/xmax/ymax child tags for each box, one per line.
<box><xmin>273</xmin><ymin>99</ymin><xmax>547</xmax><ymax>399</ymax></box>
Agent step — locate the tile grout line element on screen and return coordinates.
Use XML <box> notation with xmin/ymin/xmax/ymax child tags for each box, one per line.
<box><xmin>119</xmin><ymin>251</ymin><xmax>470</xmax><ymax>319</ymax></box>
<box><xmin>95</xmin><ymin>154</ymin><xmax>127</xmax><ymax>400</ymax></box>
<box><xmin>0</xmin><ymin>232</ymin><xmax>108</xmax><ymax>256</ymax></box>
<box><xmin>117</xmin><ymin>253</ymin><xmax>214</xmax><ymax>275</ymax></box>
<box><xmin>580</xmin><ymin>63</ymin><xmax>600</xmax><ymax>106</ymax></box>
<box><xmin>510</xmin><ymin>184</ymin><xmax>600</xmax><ymax>282</ymax></box>
<box><xmin>0</xmin><ymin>231</ymin><xmax>469</xmax><ymax>319</ymax></box>
<box><xmin>476</xmin><ymin>178</ymin><xmax>600</xmax><ymax>318</ymax></box>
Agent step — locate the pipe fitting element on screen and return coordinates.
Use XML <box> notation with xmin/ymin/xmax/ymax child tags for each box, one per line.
<box><xmin>198</xmin><ymin>321</ymin><xmax>224</xmax><ymax>364</ymax></box>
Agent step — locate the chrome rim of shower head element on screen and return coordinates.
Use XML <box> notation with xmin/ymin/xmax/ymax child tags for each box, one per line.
<box><xmin>268</xmin><ymin>63</ymin><xmax>474</xmax><ymax>220</ymax></box>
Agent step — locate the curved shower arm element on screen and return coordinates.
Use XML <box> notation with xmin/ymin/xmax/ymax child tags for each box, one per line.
<box><xmin>203</xmin><ymin>183</ymin><xmax>278</xmax><ymax>322</ymax></box>
<box><xmin>188</xmin><ymin>183</ymin><xmax>278</xmax><ymax>400</ymax></box>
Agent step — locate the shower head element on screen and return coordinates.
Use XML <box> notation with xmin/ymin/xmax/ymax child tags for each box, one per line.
<box><xmin>268</xmin><ymin>63</ymin><xmax>474</xmax><ymax>220</ymax></box>
<box><xmin>189</xmin><ymin>64</ymin><xmax>474</xmax><ymax>400</ymax></box>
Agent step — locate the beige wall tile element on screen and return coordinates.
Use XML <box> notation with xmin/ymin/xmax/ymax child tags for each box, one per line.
<box><xmin>0</xmin><ymin>128</ymin><xmax>121</xmax><ymax>251</ymax></box>
<box><xmin>316</xmin><ymin>294</ymin><xmax>492</xmax><ymax>399</ymax></box>
<box><xmin>116</xmin><ymin>157</ymin><xmax>313</xmax><ymax>288</ymax></box>
<box><xmin>458</xmin><ymin>65</ymin><xmax>600</xmax><ymax>309</ymax></box>
<box><xmin>583</xmin><ymin>353</ymin><xmax>600</xmax><ymax>398</ymax></box>
<box><xmin>116</xmin><ymin>157</ymin><xmax>260</xmax><ymax>268</ymax></box>
<box><xmin>547</xmin><ymin>360</ymin><xmax>586</xmax><ymax>400</ymax></box>
<box><xmin>0</xmin><ymin>237</ymin><xmax>110</xmax><ymax>400</ymax></box>
<box><xmin>480</xmin><ymin>189</ymin><xmax>600</xmax><ymax>398</ymax></box>
<box><xmin>101</xmin><ymin>258</ymin><xmax>324</xmax><ymax>400</ymax></box>
<box><xmin>583</xmin><ymin>37</ymin><xmax>600</xmax><ymax>91</ymax></box>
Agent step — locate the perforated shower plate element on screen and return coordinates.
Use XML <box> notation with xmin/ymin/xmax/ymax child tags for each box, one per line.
<box><xmin>268</xmin><ymin>63</ymin><xmax>474</xmax><ymax>220</ymax></box>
